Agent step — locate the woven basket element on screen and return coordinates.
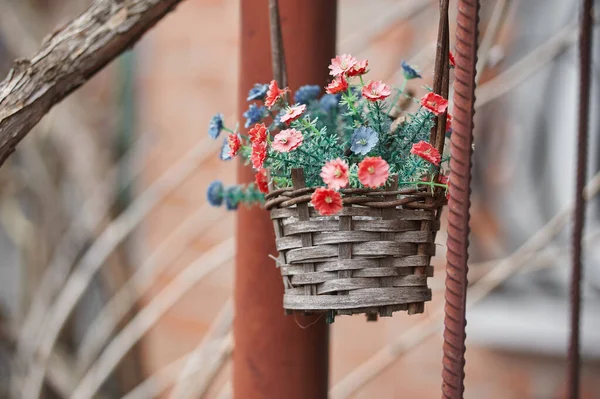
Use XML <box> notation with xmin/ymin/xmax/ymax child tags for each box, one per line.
<box><xmin>264</xmin><ymin>169</ymin><xmax>446</xmax><ymax>319</ymax></box>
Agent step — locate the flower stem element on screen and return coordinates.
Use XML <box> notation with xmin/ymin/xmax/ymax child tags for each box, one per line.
<box><xmin>296</xmin><ymin>147</ymin><xmax>322</xmax><ymax>164</ymax></box>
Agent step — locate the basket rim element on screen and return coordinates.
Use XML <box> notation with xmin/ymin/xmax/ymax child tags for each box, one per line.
<box><xmin>264</xmin><ymin>184</ymin><xmax>447</xmax><ymax>211</ymax></box>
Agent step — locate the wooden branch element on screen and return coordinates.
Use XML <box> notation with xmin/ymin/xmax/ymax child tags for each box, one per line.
<box><xmin>0</xmin><ymin>0</ymin><xmax>186</xmax><ymax>168</ymax></box>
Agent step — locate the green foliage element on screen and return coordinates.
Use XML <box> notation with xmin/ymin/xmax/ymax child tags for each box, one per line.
<box><xmin>212</xmin><ymin>77</ymin><xmax>450</xmax><ymax>209</ymax></box>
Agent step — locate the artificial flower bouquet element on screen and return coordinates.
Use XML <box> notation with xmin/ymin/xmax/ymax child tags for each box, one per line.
<box><xmin>207</xmin><ymin>54</ymin><xmax>452</xmax><ymax>318</ymax></box>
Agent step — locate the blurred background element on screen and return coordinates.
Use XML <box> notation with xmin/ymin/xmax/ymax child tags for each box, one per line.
<box><xmin>0</xmin><ymin>0</ymin><xmax>599</xmax><ymax>398</ymax></box>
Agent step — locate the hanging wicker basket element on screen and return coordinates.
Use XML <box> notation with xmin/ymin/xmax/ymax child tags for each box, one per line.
<box><xmin>264</xmin><ymin>169</ymin><xmax>446</xmax><ymax>319</ymax></box>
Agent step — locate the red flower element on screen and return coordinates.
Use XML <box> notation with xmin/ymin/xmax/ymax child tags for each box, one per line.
<box><xmin>265</xmin><ymin>80</ymin><xmax>289</xmax><ymax>108</ymax></box>
<box><xmin>255</xmin><ymin>168</ymin><xmax>269</xmax><ymax>193</ymax></box>
<box><xmin>280</xmin><ymin>104</ymin><xmax>306</xmax><ymax>124</ymax></box>
<box><xmin>251</xmin><ymin>141</ymin><xmax>267</xmax><ymax>170</ymax></box>
<box><xmin>357</xmin><ymin>156</ymin><xmax>389</xmax><ymax>188</ymax></box>
<box><xmin>347</xmin><ymin>59</ymin><xmax>369</xmax><ymax>76</ymax></box>
<box><xmin>420</xmin><ymin>92</ymin><xmax>448</xmax><ymax>115</ymax></box>
<box><xmin>411</xmin><ymin>140</ymin><xmax>441</xmax><ymax>166</ymax></box>
<box><xmin>361</xmin><ymin>80</ymin><xmax>392</xmax><ymax>101</ymax></box>
<box><xmin>272</xmin><ymin>129</ymin><xmax>303</xmax><ymax>152</ymax></box>
<box><xmin>248</xmin><ymin>123</ymin><xmax>268</xmax><ymax>144</ymax></box>
<box><xmin>329</xmin><ymin>54</ymin><xmax>358</xmax><ymax>77</ymax></box>
<box><xmin>445</xmin><ymin>113</ymin><xmax>452</xmax><ymax>133</ymax></box>
<box><xmin>311</xmin><ymin>187</ymin><xmax>343</xmax><ymax>216</ymax></box>
<box><xmin>325</xmin><ymin>75</ymin><xmax>348</xmax><ymax>94</ymax></box>
<box><xmin>227</xmin><ymin>133</ymin><xmax>241</xmax><ymax>157</ymax></box>
<box><xmin>449</xmin><ymin>51</ymin><xmax>456</xmax><ymax>68</ymax></box>
<box><xmin>320</xmin><ymin>158</ymin><xmax>349</xmax><ymax>190</ymax></box>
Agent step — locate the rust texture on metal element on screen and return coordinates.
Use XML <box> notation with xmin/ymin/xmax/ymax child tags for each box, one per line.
<box><xmin>442</xmin><ymin>0</ymin><xmax>480</xmax><ymax>398</ymax></box>
<box><xmin>234</xmin><ymin>1</ymin><xmax>336</xmax><ymax>398</ymax></box>
<box><xmin>568</xmin><ymin>0</ymin><xmax>593</xmax><ymax>397</ymax></box>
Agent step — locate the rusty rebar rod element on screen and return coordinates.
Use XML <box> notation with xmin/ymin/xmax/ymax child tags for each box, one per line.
<box><xmin>441</xmin><ymin>0</ymin><xmax>480</xmax><ymax>398</ymax></box>
<box><xmin>567</xmin><ymin>0</ymin><xmax>593</xmax><ymax>398</ymax></box>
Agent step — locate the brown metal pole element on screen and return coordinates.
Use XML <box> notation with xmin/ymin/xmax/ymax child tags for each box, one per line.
<box><xmin>567</xmin><ymin>0</ymin><xmax>593</xmax><ymax>397</ymax></box>
<box><xmin>441</xmin><ymin>0</ymin><xmax>480</xmax><ymax>398</ymax></box>
<box><xmin>234</xmin><ymin>1</ymin><xmax>336</xmax><ymax>399</ymax></box>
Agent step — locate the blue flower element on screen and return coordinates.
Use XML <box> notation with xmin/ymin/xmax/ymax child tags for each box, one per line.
<box><xmin>272</xmin><ymin>109</ymin><xmax>287</xmax><ymax>128</ymax></box>
<box><xmin>350</xmin><ymin>127</ymin><xmax>379</xmax><ymax>155</ymax></box>
<box><xmin>208</xmin><ymin>113</ymin><xmax>224</xmax><ymax>139</ymax></box>
<box><xmin>243</xmin><ymin>104</ymin><xmax>266</xmax><ymax>128</ymax></box>
<box><xmin>247</xmin><ymin>83</ymin><xmax>269</xmax><ymax>101</ymax></box>
<box><xmin>224</xmin><ymin>186</ymin><xmax>241</xmax><ymax>210</ymax></box>
<box><xmin>207</xmin><ymin>181</ymin><xmax>224</xmax><ymax>206</ymax></box>
<box><xmin>319</xmin><ymin>94</ymin><xmax>340</xmax><ymax>112</ymax></box>
<box><xmin>219</xmin><ymin>138</ymin><xmax>232</xmax><ymax>161</ymax></box>
<box><xmin>294</xmin><ymin>85</ymin><xmax>321</xmax><ymax>104</ymax></box>
<box><xmin>401</xmin><ymin>61</ymin><xmax>421</xmax><ymax>80</ymax></box>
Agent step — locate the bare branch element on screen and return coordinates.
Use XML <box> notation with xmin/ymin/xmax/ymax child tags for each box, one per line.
<box><xmin>0</xmin><ymin>0</ymin><xmax>186</xmax><ymax>168</ymax></box>
<box><xmin>20</xmin><ymin>138</ymin><xmax>217</xmax><ymax>399</ymax></box>
<box><xmin>16</xmin><ymin>136</ymin><xmax>148</xmax><ymax>366</ymax></box>
<box><xmin>170</xmin><ymin>300</ymin><xmax>233</xmax><ymax>399</ymax></box>
<box><xmin>71</xmin><ymin>239</ymin><xmax>234</xmax><ymax>399</ymax></box>
<box><xmin>76</xmin><ymin>204</ymin><xmax>224</xmax><ymax>370</ymax></box>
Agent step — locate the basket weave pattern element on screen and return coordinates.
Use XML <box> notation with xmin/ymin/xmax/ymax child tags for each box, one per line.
<box><xmin>265</xmin><ymin>169</ymin><xmax>444</xmax><ymax>317</ymax></box>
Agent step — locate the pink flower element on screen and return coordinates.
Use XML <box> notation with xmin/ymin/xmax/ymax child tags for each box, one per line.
<box><xmin>325</xmin><ymin>75</ymin><xmax>348</xmax><ymax>94</ymax></box>
<box><xmin>251</xmin><ymin>141</ymin><xmax>267</xmax><ymax>170</ymax></box>
<box><xmin>329</xmin><ymin>54</ymin><xmax>358</xmax><ymax>77</ymax></box>
<box><xmin>445</xmin><ymin>113</ymin><xmax>452</xmax><ymax>133</ymax></box>
<box><xmin>361</xmin><ymin>80</ymin><xmax>392</xmax><ymax>101</ymax></box>
<box><xmin>347</xmin><ymin>59</ymin><xmax>368</xmax><ymax>76</ymax></box>
<box><xmin>255</xmin><ymin>168</ymin><xmax>269</xmax><ymax>193</ymax></box>
<box><xmin>272</xmin><ymin>129</ymin><xmax>303</xmax><ymax>152</ymax></box>
<box><xmin>311</xmin><ymin>187</ymin><xmax>343</xmax><ymax>216</ymax></box>
<box><xmin>357</xmin><ymin>157</ymin><xmax>389</xmax><ymax>188</ymax></box>
<box><xmin>320</xmin><ymin>158</ymin><xmax>349</xmax><ymax>190</ymax></box>
<box><xmin>280</xmin><ymin>104</ymin><xmax>306</xmax><ymax>124</ymax></box>
<box><xmin>227</xmin><ymin>133</ymin><xmax>241</xmax><ymax>157</ymax></box>
<box><xmin>248</xmin><ymin>123</ymin><xmax>268</xmax><ymax>144</ymax></box>
<box><xmin>420</xmin><ymin>92</ymin><xmax>448</xmax><ymax>115</ymax></box>
<box><xmin>449</xmin><ymin>51</ymin><xmax>456</xmax><ymax>68</ymax></box>
<box><xmin>411</xmin><ymin>141</ymin><xmax>441</xmax><ymax>166</ymax></box>
<box><xmin>265</xmin><ymin>80</ymin><xmax>289</xmax><ymax>108</ymax></box>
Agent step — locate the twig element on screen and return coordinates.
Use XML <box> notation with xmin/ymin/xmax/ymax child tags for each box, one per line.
<box><xmin>476</xmin><ymin>21</ymin><xmax>580</xmax><ymax>108</ymax></box>
<box><xmin>20</xmin><ymin>138</ymin><xmax>218</xmax><ymax>399</ymax></box>
<box><xmin>170</xmin><ymin>300</ymin><xmax>233</xmax><ymax>399</ymax></box>
<box><xmin>179</xmin><ymin>333</ymin><xmax>234</xmax><ymax>399</ymax></box>
<box><xmin>76</xmin><ymin>203</ymin><xmax>223</xmax><ymax>370</ymax></box>
<box><xmin>329</xmin><ymin>171</ymin><xmax>600</xmax><ymax>398</ymax></box>
<box><xmin>121</xmin><ymin>355</ymin><xmax>191</xmax><ymax>399</ymax></box>
<box><xmin>215</xmin><ymin>382</ymin><xmax>232</xmax><ymax>399</ymax></box>
<box><xmin>70</xmin><ymin>238</ymin><xmax>234</xmax><ymax>399</ymax></box>
<box><xmin>16</xmin><ymin>135</ymin><xmax>149</xmax><ymax>364</ymax></box>
<box><xmin>0</xmin><ymin>0</ymin><xmax>188</xmax><ymax>168</ymax></box>
<box><xmin>474</xmin><ymin>0</ymin><xmax>513</xmax><ymax>86</ymax></box>
<box><xmin>338</xmin><ymin>0</ymin><xmax>435</xmax><ymax>55</ymax></box>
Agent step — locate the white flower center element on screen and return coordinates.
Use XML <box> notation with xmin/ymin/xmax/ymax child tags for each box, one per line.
<box><xmin>325</xmin><ymin>196</ymin><xmax>332</xmax><ymax>204</ymax></box>
<box><xmin>368</xmin><ymin>166</ymin><xmax>375</xmax><ymax>174</ymax></box>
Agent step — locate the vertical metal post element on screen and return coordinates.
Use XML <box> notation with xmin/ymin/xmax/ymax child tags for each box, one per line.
<box><xmin>441</xmin><ymin>0</ymin><xmax>480</xmax><ymax>398</ymax></box>
<box><xmin>234</xmin><ymin>1</ymin><xmax>336</xmax><ymax>398</ymax></box>
<box><xmin>568</xmin><ymin>0</ymin><xmax>593</xmax><ymax>398</ymax></box>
